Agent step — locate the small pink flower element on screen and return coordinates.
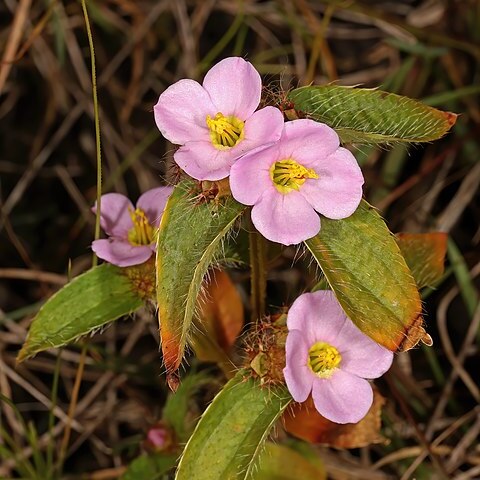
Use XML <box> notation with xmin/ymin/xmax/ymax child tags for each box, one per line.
<box><xmin>91</xmin><ymin>187</ymin><xmax>173</xmax><ymax>267</ymax></box>
<box><xmin>283</xmin><ymin>291</ymin><xmax>393</xmax><ymax>424</ymax></box>
<box><xmin>145</xmin><ymin>423</ymin><xmax>172</xmax><ymax>451</ymax></box>
<box><xmin>154</xmin><ymin>57</ymin><xmax>284</xmax><ymax>181</ymax></box>
<box><xmin>229</xmin><ymin>119</ymin><xmax>364</xmax><ymax>245</ymax></box>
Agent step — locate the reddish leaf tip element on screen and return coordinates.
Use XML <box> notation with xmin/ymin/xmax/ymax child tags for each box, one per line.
<box><xmin>166</xmin><ymin>371</ymin><xmax>180</xmax><ymax>392</ymax></box>
<box><xmin>160</xmin><ymin>328</ymin><xmax>183</xmax><ymax>374</ymax></box>
<box><xmin>445</xmin><ymin>111</ymin><xmax>458</xmax><ymax>127</ymax></box>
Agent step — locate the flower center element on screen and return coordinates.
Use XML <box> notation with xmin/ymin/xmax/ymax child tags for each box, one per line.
<box><xmin>206</xmin><ymin>112</ymin><xmax>244</xmax><ymax>150</ymax></box>
<box><xmin>127</xmin><ymin>208</ymin><xmax>154</xmax><ymax>246</ymax></box>
<box><xmin>270</xmin><ymin>159</ymin><xmax>318</xmax><ymax>194</ymax></box>
<box><xmin>307</xmin><ymin>341</ymin><xmax>341</xmax><ymax>378</ymax></box>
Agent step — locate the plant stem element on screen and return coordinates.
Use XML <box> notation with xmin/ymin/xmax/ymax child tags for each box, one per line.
<box><xmin>57</xmin><ymin>1</ymin><xmax>99</xmax><ymax>472</ymax></box>
<box><xmin>248</xmin><ymin>212</ymin><xmax>267</xmax><ymax>323</ymax></box>
<box><xmin>81</xmin><ymin>0</ymin><xmax>102</xmax><ymax>267</ymax></box>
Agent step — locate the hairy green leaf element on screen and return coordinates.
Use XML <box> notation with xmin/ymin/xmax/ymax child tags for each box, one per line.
<box><xmin>18</xmin><ymin>264</ymin><xmax>143</xmax><ymax>361</ymax></box>
<box><xmin>288</xmin><ymin>85</ymin><xmax>456</xmax><ymax>144</ymax></box>
<box><xmin>156</xmin><ymin>180</ymin><xmax>245</xmax><ymax>375</ymax></box>
<box><xmin>305</xmin><ymin>201</ymin><xmax>425</xmax><ymax>351</ymax></box>
<box><xmin>176</xmin><ymin>372</ymin><xmax>291</xmax><ymax>480</ymax></box>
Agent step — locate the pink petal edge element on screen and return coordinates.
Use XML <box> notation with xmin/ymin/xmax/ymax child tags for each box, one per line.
<box><xmin>336</xmin><ymin>318</ymin><xmax>394</xmax><ymax>379</ymax></box>
<box><xmin>92</xmin><ymin>238</ymin><xmax>153</xmax><ymax>267</ymax></box>
<box><xmin>229</xmin><ymin>144</ymin><xmax>278</xmax><ymax>205</ymax></box>
<box><xmin>137</xmin><ymin>186</ymin><xmax>173</xmax><ymax>227</ymax></box>
<box><xmin>251</xmin><ymin>189</ymin><xmax>320</xmax><ymax>245</ymax></box>
<box><xmin>300</xmin><ymin>147</ymin><xmax>364</xmax><ymax>220</ymax></box>
<box><xmin>283</xmin><ymin>329</ymin><xmax>313</xmax><ymax>402</ymax></box>
<box><xmin>93</xmin><ymin>193</ymin><xmax>133</xmax><ymax>238</ymax></box>
<box><xmin>174</xmin><ymin>141</ymin><xmax>236</xmax><ymax>181</ymax></box>
<box><xmin>311</xmin><ymin>370</ymin><xmax>373</xmax><ymax>424</ymax></box>
<box><xmin>154</xmin><ymin>79</ymin><xmax>215</xmax><ymax>145</ymax></box>
<box><xmin>202</xmin><ymin>57</ymin><xmax>261</xmax><ymax>120</ymax></box>
<box><xmin>276</xmin><ymin>119</ymin><xmax>340</xmax><ymax>165</ymax></box>
<box><xmin>287</xmin><ymin>291</ymin><xmax>349</xmax><ymax>347</ymax></box>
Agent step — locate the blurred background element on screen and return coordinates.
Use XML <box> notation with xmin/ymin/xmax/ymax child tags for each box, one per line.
<box><xmin>0</xmin><ymin>0</ymin><xmax>479</xmax><ymax>478</ymax></box>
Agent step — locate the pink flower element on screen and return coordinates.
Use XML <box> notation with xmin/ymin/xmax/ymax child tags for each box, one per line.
<box><xmin>145</xmin><ymin>423</ymin><xmax>172</xmax><ymax>451</ymax></box>
<box><xmin>283</xmin><ymin>291</ymin><xmax>393</xmax><ymax>424</ymax></box>
<box><xmin>229</xmin><ymin>119</ymin><xmax>364</xmax><ymax>245</ymax></box>
<box><xmin>154</xmin><ymin>57</ymin><xmax>284</xmax><ymax>181</ymax></box>
<box><xmin>91</xmin><ymin>187</ymin><xmax>173</xmax><ymax>267</ymax></box>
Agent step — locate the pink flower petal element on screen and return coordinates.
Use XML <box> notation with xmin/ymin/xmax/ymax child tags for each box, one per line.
<box><xmin>154</xmin><ymin>79</ymin><xmax>215</xmax><ymax>145</ymax></box>
<box><xmin>240</xmin><ymin>106</ymin><xmax>284</xmax><ymax>153</ymax></box>
<box><xmin>283</xmin><ymin>329</ymin><xmax>313</xmax><ymax>402</ymax></box>
<box><xmin>202</xmin><ymin>57</ymin><xmax>261</xmax><ymax>120</ymax></box>
<box><xmin>251</xmin><ymin>189</ymin><xmax>320</xmax><ymax>245</ymax></box>
<box><xmin>92</xmin><ymin>239</ymin><xmax>153</xmax><ymax>267</ymax></box>
<box><xmin>277</xmin><ymin>119</ymin><xmax>340</xmax><ymax>164</ymax></box>
<box><xmin>92</xmin><ymin>193</ymin><xmax>133</xmax><ymax>237</ymax></box>
<box><xmin>229</xmin><ymin>144</ymin><xmax>279</xmax><ymax>205</ymax></box>
<box><xmin>335</xmin><ymin>319</ymin><xmax>394</xmax><ymax>379</ymax></box>
<box><xmin>174</xmin><ymin>141</ymin><xmax>236</xmax><ymax>181</ymax></box>
<box><xmin>287</xmin><ymin>291</ymin><xmax>348</xmax><ymax>347</ymax></box>
<box><xmin>311</xmin><ymin>370</ymin><xmax>373</xmax><ymax>424</ymax></box>
<box><xmin>300</xmin><ymin>147</ymin><xmax>364</xmax><ymax>220</ymax></box>
<box><xmin>137</xmin><ymin>186</ymin><xmax>173</xmax><ymax>227</ymax></box>
<box><xmin>147</xmin><ymin>426</ymin><xmax>169</xmax><ymax>449</ymax></box>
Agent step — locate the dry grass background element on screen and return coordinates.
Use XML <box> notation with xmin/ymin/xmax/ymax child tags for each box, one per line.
<box><xmin>0</xmin><ymin>0</ymin><xmax>479</xmax><ymax>478</ymax></box>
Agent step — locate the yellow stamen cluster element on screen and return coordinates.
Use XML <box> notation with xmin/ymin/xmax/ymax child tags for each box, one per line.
<box><xmin>307</xmin><ymin>341</ymin><xmax>341</xmax><ymax>378</ymax></box>
<box><xmin>127</xmin><ymin>208</ymin><xmax>154</xmax><ymax>246</ymax></box>
<box><xmin>270</xmin><ymin>159</ymin><xmax>318</xmax><ymax>194</ymax></box>
<box><xmin>206</xmin><ymin>112</ymin><xmax>244</xmax><ymax>149</ymax></box>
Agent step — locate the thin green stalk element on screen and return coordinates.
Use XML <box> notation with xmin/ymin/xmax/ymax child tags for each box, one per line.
<box><xmin>81</xmin><ymin>0</ymin><xmax>102</xmax><ymax>268</ymax></box>
<box><xmin>57</xmin><ymin>0</ymin><xmax>99</xmax><ymax>472</ymax></box>
<box><xmin>248</xmin><ymin>213</ymin><xmax>267</xmax><ymax>323</ymax></box>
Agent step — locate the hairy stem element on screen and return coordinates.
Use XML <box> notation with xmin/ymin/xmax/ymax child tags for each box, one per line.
<box><xmin>58</xmin><ymin>0</ymin><xmax>99</xmax><ymax>471</ymax></box>
<box><xmin>248</xmin><ymin>212</ymin><xmax>267</xmax><ymax>323</ymax></box>
<box><xmin>81</xmin><ymin>0</ymin><xmax>102</xmax><ymax>267</ymax></box>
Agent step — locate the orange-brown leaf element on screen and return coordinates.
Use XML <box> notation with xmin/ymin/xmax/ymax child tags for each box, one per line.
<box><xmin>283</xmin><ymin>390</ymin><xmax>387</xmax><ymax>448</ymax></box>
<box><xmin>396</xmin><ymin>232</ymin><xmax>448</xmax><ymax>289</ymax></box>
<box><xmin>197</xmin><ymin>269</ymin><xmax>244</xmax><ymax>353</ymax></box>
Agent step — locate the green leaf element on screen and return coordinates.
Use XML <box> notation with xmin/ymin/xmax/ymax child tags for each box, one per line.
<box><xmin>176</xmin><ymin>372</ymin><xmax>291</xmax><ymax>480</ymax></box>
<box><xmin>156</xmin><ymin>180</ymin><xmax>245</xmax><ymax>375</ymax></box>
<box><xmin>396</xmin><ymin>232</ymin><xmax>448</xmax><ymax>289</ymax></box>
<box><xmin>18</xmin><ymin>264</ymin><xmax>143</xmax><ymax>361</ymax></box>
<box><xmin>305</xmin><ymin>201</ymin><xmax>425</xmax><ymax>351</ymax></box>
<box><xmin>163</xmin><ymin>371</ymin><xmax>213</xmax><ymax>442</ymax></box>
<box><xmin>121</xmin><ymin>453</ymin><xmax>177</xmax><ymax>480</ymax></box>
<box><xmin>254</xmin><ymin>443</ymin><xmax>326</xmax><ymax>480</ymax></box>
<box><xmin>288</xmin><ymin>85</ymin><xmax>456</xmax><ymax>144</ymax></box>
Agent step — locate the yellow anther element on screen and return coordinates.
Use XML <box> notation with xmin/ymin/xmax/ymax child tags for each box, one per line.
<box><xmin>206</xmin><ymin>112</ymin><xmax>244</xmax><ymax>149</ymax></box>
<box><xmin>127</xmin><ymin>208</ymin><xmax>154</xmax><ymax>246</ymax></box>
<box><xmin>307</xmin><ymin>341</ymin><xmax>341</xmax><ymax>378</ymax></box>
<box><xmin>270</xmin><ymin>158</ymin><xmax>318</xmax><ymax>194</ymax></box>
